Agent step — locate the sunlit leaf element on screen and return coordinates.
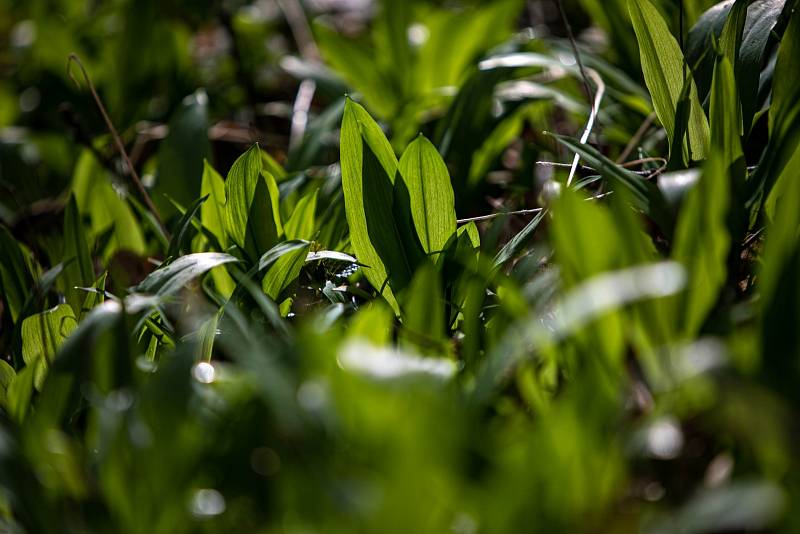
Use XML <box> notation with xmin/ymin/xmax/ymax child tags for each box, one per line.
<box><xmin>224</xmin><ymin>145</ymin><xmax>280</xmax><ymax>262</ymax></box>
<box><xmin>670</xmin><ymin>155</ymin><xmax>730</xmax><ymax>337</ymax></box>
<box><xmin>21</xmin><ymin>304</ymin><xmax>78</xmax><ymax>389</ymax></box>
<box><xmin>261</xmin><ymin>241</ymin><xmax>311</xmax><ymax>301</ymax></box>
<box><xmin>629</xmin><ymin>0</ymin><xmax>710</xmax><ymax>163</ymax></box>
<box><xmin>340</xmin><ymin>99</ymin><xmax>423</xmax><ymax>311</ymax></box>
<box><xmin>284</xmin><ymin>188</ymin><xmax>318</xmax><ymax>241</ymax></box>
<box><xmin>135</xmin><ymin>252</ymin><xmax>238</xmax><ymax>296</ymax></box>
<box><xmin>398</xmin><ymin>134</ymin><xmax>456</xmax><ymax>259</ymax></box>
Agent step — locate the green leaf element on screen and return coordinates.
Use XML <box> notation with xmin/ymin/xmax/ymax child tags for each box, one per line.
<box><xmin>6</xmin><ymin>364</ymin><xmax>35</xmax><ymax>423</ymax></box>
<box><xmin>200</xmin><ymin>160</ymin><xmax>235</xmax><ymax>297</ymax></box>
<box><xmin>400</xmin><ymin>262</ymin><xmax>448</xmax><ymax>355</ymax></box>
<box><xmin>457</xmin><ymin>222</ymin><xmax>481</xmax><ymax>250</ymax></box>
<box><xmin>198</xmin><ymin>309</ymin><xmax>222</xmax><ymax>363</ymax></box>
<box><xmin>493</xmin><ymin>211</ymin><xmax>546</xmax><ymax>267</ymax></box>
<box><xmin>200</xmin><ymin>160</ymin><xmax>228</xmax><ymax>249</ymax></box>
<box><xmin>340</xmin><ymin>99</ymin><xmax>423</xmax><ymax>311</ymax></box>
<box><xmin>305</xmin><ymin>250</ymin><xmax>360</xmax><ymax>265</ymax></box>
<box><xmin>284</xmin><ymin>189</ymin><xmax>318</xmax><ymax>241</ymax></box>
<box><xmin>748</xmin><ymin>10</ymin><xmax>800</xmax><ymax>219</ymax></box>
<box><xmin>759</xmin><ymin>174</ymin><xmax>800</xmax><ymax>396</ymax></box>
<box><xmin>72</xmin><ymin>150</ymin><xmax>146</xmax><ymax>258</ymax></box>
<box><xmin>78</xmin><ymin>272</ymin><xmax>107</xmax><ymax>321</ymax></box>
<box><xmin>670</xmin><ymin>154</ymin><xmax>731</xmax><ymax>337</ymax></box>
<box><xmin>548</xmin><ymin>134</ymin><xmax>671</xmax><ymax>234</ymax></box>
<box><xmin>398</xmin><ymin>135</ymin><xmax>457</xmax><ymax>259</ymax></box>
<box><xmin>258</xmin><ymin>240</ymin><xmax>311</xmax><ymax>271</ymax></box>
<box><xmin>154</xmin><ymin>89</ymin><xmax>211</xmax><ymax>215</ymax></box>
<box><xmin>166</xmin><ymin>194</ymin><xmax>207</xmax><ymax>259</ymax></box>
<box><xmin>261</xmin><ymin>241</ymin><xmax>311</xmax><ymax>301</ymax></box>
<box><xmin>224</xmin><ymin>145</ymin><xmax>280</xmax><ymax>262</ymax></box>
<box><xmin>0</xmin><ymin>359</ymin><xmax>15</xmax><ymax>411</ymax></box>
<box><xmin>629</xmin><ymin>0</ymin><xmax>710</xmax><ymax>163</ymax></box>
<box><xmin>0</xmin><ymin>225</ymin><xmax>34</xmax><ymax>323</ymax></box>
<box><xmin>710</xmin><ymin>55</ymin><xmax>745</xmax><ymax>168</ymax></box>
<box><xmin>315</xmin><ymin>24</ymin><xmax>398</xmax><ymax>119</ymax></box>
<box><xmin>135</xmin><ymin>252</ymin><xmax>239</xmax><ymax>296</ymax></box>
<box><xmin>475</xmin><ymin>261</ymin><xmax>687</xmax><ymax>402</ymax></box>
<box><xmin>61</xmin><ymin>194</ymin><xmax>94</xmax><ymax>316</ymax></box>
<box><xmin>348</xmin><ymin>302</ymin><xmax>395</xmax><ymax>345</ymax></box>
<box><xmin>21</xmin><ymin>304</ymin><xmax>78</xmax><ymax>390</ymax></box>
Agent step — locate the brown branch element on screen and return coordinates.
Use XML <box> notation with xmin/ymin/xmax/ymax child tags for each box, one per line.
<box><xmin>617</xmin><ymin>112</ymin><xmax>657</xmax><ymax>163</ymax></box>
<box><xmin>66</xmin><ymin>53</ymin><xmax>168</xmax><ymax>236</ymax></box>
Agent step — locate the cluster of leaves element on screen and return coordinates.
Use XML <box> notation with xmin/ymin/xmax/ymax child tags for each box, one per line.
<box><xmin>1</xmin><ymin>0</ymin><xmax>800</xmax><ymax>532</ymax></box>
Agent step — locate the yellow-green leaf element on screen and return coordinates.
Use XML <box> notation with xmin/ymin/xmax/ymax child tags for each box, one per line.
<box><xmin>224</xmin><ymin>145</ymin><xmax>280</xmax><ymax>262</ymax></box>
<box><xmin>21</xmin><ymin>304</ymin><xmax>78</xmax><ymax>390</ymax></box>
<box><xmin>629</xmin><ymin>0</ymin><xmax>710</xmax><ymax>164</ymax></box>
<box><xmin>398</xmin><ymin>135</ymin><xmax>457</xmax><ymax>259</ymax></box>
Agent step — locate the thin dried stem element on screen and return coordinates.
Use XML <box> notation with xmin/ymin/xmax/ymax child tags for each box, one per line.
<box><xmin>617</xmin><ymin>112</ymin><xmax>657</xmax><ymax>163</ymax></box>
<box><xmin>277</xmin><ymin>0</ymin><xmax>321</xmax><ymax>62</ymax></box>
<box><xmin>67</xmin><ymin>54</ymin><xmax>167</xmax><ymax>236</ymax></box>
<box><xmin>554</xmin><ymin>0</ymin><xmax>594</xmax><ymax>104</ymax></box>
<box><xmin>457</xmin><ymin>208</ymin><xmax>544</xmax><ymax>225</ymax></box>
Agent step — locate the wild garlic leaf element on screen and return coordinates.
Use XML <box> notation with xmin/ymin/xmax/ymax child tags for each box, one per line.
<box><xmin>398</xmin><ymin>134</ymin><xmax>456</xmax><ymax>260</ymax></box>
<box><xmin>224</xmin><ymin>145</ymin><xmax>280</xmax><ymax>262</ymax></box>
<box><xmin>629</xmin><ymin>0</ymin><xmax>710</xmax><ymax>164</ymax></box>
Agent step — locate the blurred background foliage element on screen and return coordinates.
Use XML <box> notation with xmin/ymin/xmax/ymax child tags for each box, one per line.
<box><xmin>1</xmin><ymin>0</ymin><xmax>799</xmax><ymax>532</ymax></box>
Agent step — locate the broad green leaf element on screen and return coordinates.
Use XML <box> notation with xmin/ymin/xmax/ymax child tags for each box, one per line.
<box><xmin>0</xmin><ymin>225</ymin><xmax>34</xmax><ymax>322</ymax></box>
<box><xmin>72</xmin><ymin>150</ymin><xmax>145</xmax><ymax>258</ymax></box>
<box><xmin>224</xmin><ymin>145</ymin><xmax>280</xmax><ymax>262</ymax></box>
<box><xmin>154</xmin><ymin>89</ymin><xmax>211</xmax><ymax>215</ymax></box>
<box><xmin>315</xmin><ymin>25</ymin><xmax>397</xmax><ymax>119</ymax></box>
<box><xmin>340</xmin><ymin>99</ymin><xmax>422</xmax><ymax>311</ymax></box>
<box><xmin>468</xmin><ymin>109</ymin><xmax>526</xmax><ymax>185</ymax></box>
<box><xmin>262</xmin><ymin>150</ymin><xmax>287</xmax><ymax>182</ymax></box>
<box><xmin>759</xmin><ymin>153</ymin><xmax>800</xmax><ymax>393</ymax></box>
<box><xmin>305</xmin><ymin>250</ymin><xmax>360</xmax><ymax>265</ymax></box>
<box><xmin>629</xmin><ymin>0</ymin><xmax>710</xmax><ymax>163</ymax></box>
<box><xmin>61</xmin><ymin>194</ymin><xmax>94</xmax><ymax>316</ymax></box>
<box><xmin>400</xmin><ymin>262</ymin><xmax>448</xmax><ymax>356</ymax></box>
<box><xmin>735</xmin><ymin>0</ymin><xmax>788</xmax><ymax>132</ymax></box>
<box><xmin>166</xmin><ymin>194</ymin><xmax>206</xmax><ymax>259</ymax></box>
<box><xmin>261</xmin><ymin>241</ymin><xmax>311</xmax><ymax>301</ymax></box>
<box><xmin>475</xmin><ymin>262</ymin><xmax>687</xmax><ymax>402</ymax></box>
<box><xmin>348</xmin><ymin>301</ymin><xmax>395</xmax><ymax>345</ymax></box>
<box><xmin>415</xmin><ymin>0</ymin><xmax>522</xmax><ymax>94</ymax></box>
<box><xmin>135</xmin><ymin>252</ymin><xmax>239</xmax><ymax>296</ymax></box>
<box><xmin>200</xmin><ymin>161</ymin><xmax>235</xmax><ymax>297</ymax></box>
<box><xmin>21</xmin><ymin>304</ymin><xmax>78</xmax><ymax>390</ymax></box>
<box><xmin>748</xmin><ymin>11</ymin><xmax>800</xmax><ymax>219</ymax></box>
<box><xmin>398</xmin><ymin>135</ymin><xmax>456</xmax><ymax>258</ymax></box>
<box><xmin>671</xmin><ymin>155</ymin><xmax>730</xmax><ymax>337</ymax></box>
<box><xmin>200</xmin><ymin>160</ymin><xmax>228</xmax><ymax>248</ymax></box>
<box><xmin>710</xmin><ymin>55</ymin><xmax>744</xmax><ymax>168</ymax></box>
<box><xmin>457</xmin><ymin>222</ymin><xmax>481</xmax><ymax>249</ymax></box>
<box><xmin>6</xmin><ymin>364</ymin><xmax>35</xmax><ymax>423</ymax></box>
<box><xmin>285</xmin><ymin>189</ymin><xmax>318</xmax><ymax>240</ymax></box>
<box><xmin>264</xmin><ymin>170</ymin><xmax>284</xmax><ymax>238</ymax></box>
<box><xmin>689</xmin><ymin>0</ymin><xmax>786</xmax><ymax>133</ymax></box>
<box><xmin>258</xmin><ymin>240</ymin><xmax>311</xmax><ymax>271</ymax></box>
<box><xmin>0</xmin><ymin>359</ymin><xmax>15</xmax><ymax>411</ymax></box>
